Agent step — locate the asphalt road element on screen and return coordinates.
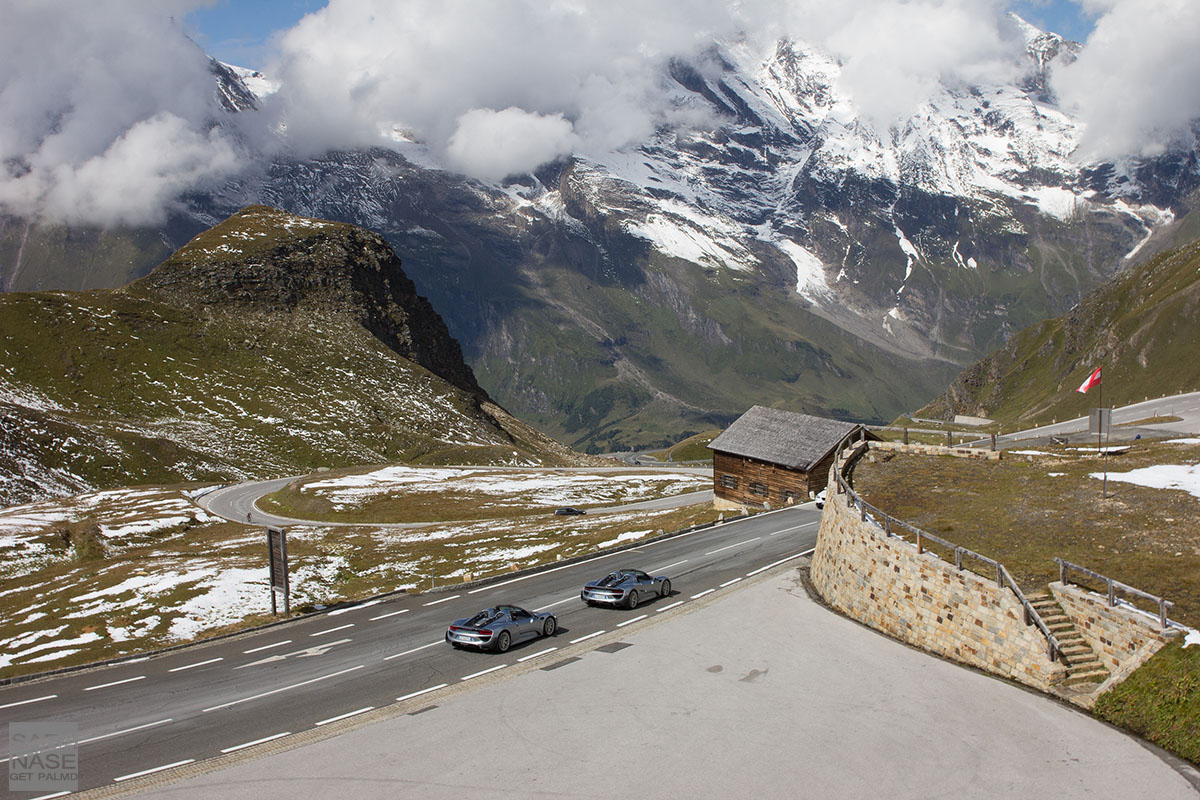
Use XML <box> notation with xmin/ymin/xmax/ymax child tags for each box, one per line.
<box><xmin>199</xmin><ymin>467</ymin><xmax>714</xmax><ymax>528</ymax></box>
<box><xmin>972</xmin><ymin>391</ymin><xmax>1200</xmax><ymax>449</ymax></box>
<box><xmin>0</xmin><ymin>505</ymin><xmax>820</xmax><ymax>798</ymax></box>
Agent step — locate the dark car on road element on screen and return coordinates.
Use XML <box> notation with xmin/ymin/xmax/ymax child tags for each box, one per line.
<box><xmin>445</xmin><ymin>604</ymin><xmax>557</xmax><ymax>653</ymax></box>
<box><xmin>554</xmin><ymin>506</ymin><xmax>586</xmax><ymax>515</ymax></box>
<box><xmin>581</xmin><ymin>569</ymin><xmax>671</xmax><ymax>609</ymax></box>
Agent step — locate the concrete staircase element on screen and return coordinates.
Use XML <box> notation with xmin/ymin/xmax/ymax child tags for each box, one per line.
<box><xmin>1028</xmin><ymin>593</ymin><xmax>1110</xmax><ymax>686</ymax></box>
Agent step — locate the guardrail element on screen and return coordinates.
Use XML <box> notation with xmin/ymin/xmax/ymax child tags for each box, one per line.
<box><xmin>1056</xmin><ymin>558</ymin><xmax>1178</xmax><ymax>631</ymax></box>
<box><xmin>831</xmin><ymin>437</ymin><xmax>1062</xmax><ymax>662</ymax></box>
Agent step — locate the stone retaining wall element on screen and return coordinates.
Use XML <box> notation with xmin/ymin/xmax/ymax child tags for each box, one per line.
<box><xmin>811</xmin><ymin>474</ymin><xmax>1067</xmax><ymax>692</ymax></box>
<box><xmin>1051</xmin><ymin>581</ymin><xmax>1178</xmax><ymax>681</ymax></box>
<box><xmin>871</xmin><ymin>441</ymin><xmax>1000</xmax><ymax>460</ymax></box>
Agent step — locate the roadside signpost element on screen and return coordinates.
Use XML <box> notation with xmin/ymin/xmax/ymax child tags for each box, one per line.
<box><xmin>267</xmin><ymin>526</ymin><xmax>290</xmax><ymax>616</ymax></box>
<box><xmin>1089</xmin><ymin>408</ymin><xmax>1112</xmax><ymax>498</ymax></box>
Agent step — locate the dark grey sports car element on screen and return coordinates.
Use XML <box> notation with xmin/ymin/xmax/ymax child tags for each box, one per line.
<box><xmin>581</xmin><ymin>569</ymin><xmax>671</xmax><ymax>609</ymax></box>
<box><xmin>445</xmin><ymin>604</ymin><xmax>557</xmax><ymax>653</ymax></box>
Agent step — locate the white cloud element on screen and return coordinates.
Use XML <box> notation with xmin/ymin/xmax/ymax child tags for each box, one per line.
<box><xmin>0</xmin><ymin>0</ymin><xmax>243</xmax><ymax>226</ymax></box>
<box><xmin>1053</xmin><ymin>0</ymin><xmax>1200</xmax><ymax>160</ymax></box>
<box><xmin>446</xmin><ymin>108</ymin><xmax>580</xmax><ymax>182</ymax></box>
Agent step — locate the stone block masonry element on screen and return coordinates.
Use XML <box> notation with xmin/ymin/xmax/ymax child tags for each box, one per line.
<box><xmin>811</xmin><ymin>477</ymin><xmax>1067</xmax><ymax>692</ymax></box>
<box><xmin>1052</xmin><ymin>581</ymin><xmax>1179</xmax><ymax>684</ymax></box>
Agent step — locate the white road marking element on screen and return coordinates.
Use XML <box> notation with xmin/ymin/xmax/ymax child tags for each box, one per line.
<box><xmin>423</xmin><ymin>595</ymin><xmax>460</xmax><ymax>606</ymax></box>
<box><xmin>649</xmin><ymin>559</ymin><xmax>688</xmax><ymax>573</ymax></box>
<box><xmin>517</xmin><ymin>647</ymin><xmax>558</xmax><ymax>662</ymax></box>
<box><xmin>569</xmin><ymin>630</ymin><xmax>606</xmax><ymax>644</ymax></box>
<box><xmin>770</xmin><ymin>521</ymin><xmax>819</xmax><ymax>536</ymax></box>
<box><xmin>78</xmin><ymin>718</ymin><xmax>173</xmax><ymax>745</ymax></box>
<box><xmin>168</xmin><ymin>657</ymin><xmax>223</xmax><ymax>673</ymax></box>
<box><xmin>309</xmin><ymin>623</ymin><xmax>354</xmax><ymax>637</ymax></box>
<box><xmin>220</xmin><ymin>731</ymin><xmax>291</xmax><ymax>753</ymax></box>
<box><xmin>691</xmin><ymin>589</ymin><xmax>715</xmax><ymax>599</ymax></box>
<box><xmin>84</xmin><ymin>675</ymin><xmax>145</xmax><ymax>692</ymax></box>
<box><xmin>238</xmin><ymin>639</ymin><xmax>352</xmax><ymax>669</ymax></box>
<box><xmin>202</xmin><ymin>665</ymin><xmax>365</xmax><ymax>713</ymax></box>
<box><xmin>316</xmin><ymin>707</ymin><xmax>375</xmax><ymax>726</ymax></box>
<box><xmin>243</xmin><ymin>640</ymin><xmax>291</xmax><ymax>654</ymax></box>
<box><xmin>719</xmin><ymin>578</ymin><xmax>743</xmax><ymax>588</ymax></box>
<box><xmin>397</xmin><ymin>684</ymin><xmax>448</xmax><ymax>702</ymax></box>
<box><xmin>746</xmin><ymin>549</ymin><xmax>815</xmax><ymax>576</ymax></box>
<box><xmin>329</xmin><ymin>599</ymin><xmax>384</xmax><ymax>616</ymax></box>
<box><xmin>617</xmin><ymin>614</ymin><xmax>648</xmax><ymax>628</ymax></box>
<box><xmin>534</xmin><ymin>597</ymin><xmax>575</xmax><ymax>611</ymax></box>
<box><xmin>462</xmin><ymin>664</ymin><xmax>507</xmax><ymax>681</ymax></box>
<box><xmin>28</xmin><ymin>791</ymin><xmax>71</xmax><ymax>800</ymax></box>
<box><xmin>383</xmin><ymin>641</ymin><xmax>442</xmax><ymax>661</ymax></box>
<box><xmin>114</xmin><ymin>759</ymin><xmax>196</xmax><ymax>782</ymax></box>
<box><xmin>706</xmin><ymin>538</ymin><xmax>760</xmax><ymax>555</ymax></box>
<box><xmin>0</xmin><ymin>694</ymin><xmax>56</xmax><ymax>710</ymax></box>
<box><xmin>467</xmin><ymin>549</ymin><xmax>629</xmax><ymax>594</ymax></box>
<box><xmin>369</xmin><ymin>609</ymin><xmax>409</xmax><ymax>621</ymax></box>
<box><xmin>657</xmin><ymin>601</ymin><xmax>684</xmax><ymax>612</ymax></box>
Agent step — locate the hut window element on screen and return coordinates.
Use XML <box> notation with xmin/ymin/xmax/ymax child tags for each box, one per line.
<box><xmin>719</xmin><ymin>474</ymin><xmax>739</xmax><ymax>490</ymax></box>
<box><xmin>749</xmin><ymin>481</ymin><xmax>768</xmax><ymax>496</ymax></box>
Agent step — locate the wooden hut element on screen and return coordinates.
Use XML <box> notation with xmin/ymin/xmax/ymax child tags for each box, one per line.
<box><xmin>708</xmin><ymin>406</ymin><xmax>872</xmax><ymax>510</ymax></box>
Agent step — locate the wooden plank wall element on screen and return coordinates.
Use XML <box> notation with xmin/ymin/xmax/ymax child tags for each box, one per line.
<box><xmin>713</xmin><ymin>450</ymin><xmax>813</xmax><ymax>507</ymax></box>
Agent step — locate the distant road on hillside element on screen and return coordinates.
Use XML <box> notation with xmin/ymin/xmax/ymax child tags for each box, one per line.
<box><xmin>199</xmin><ymin>466</ymin><xmax>713</xmax><ymax>528</ymax></box>
<box><xmin>970</xmin><ymin>391</ymin><xmax>1200</xmax><ymax>449</ymax></box>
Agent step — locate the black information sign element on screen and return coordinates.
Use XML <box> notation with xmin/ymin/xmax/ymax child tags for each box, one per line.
<box><xmin>267</xmin><ymin>526</ymin><xmax>290</xmax><ymax>616</ymax></box>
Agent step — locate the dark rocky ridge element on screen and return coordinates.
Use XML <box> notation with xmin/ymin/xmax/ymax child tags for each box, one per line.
<box><xmin>133</xmin><ymin>205</ymin><xmax>487</xmax><ymax>400</ymax></box>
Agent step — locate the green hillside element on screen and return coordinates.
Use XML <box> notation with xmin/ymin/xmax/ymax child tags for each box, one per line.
<box><xmin>0</xmin><ymin>207</ymin><xmax>586</xmax><ymax>506</ymax></box>
<box><xmin>917</xmin><ymin>236</ymin><xmax>1200</xmax><ymax>426</ymax></box>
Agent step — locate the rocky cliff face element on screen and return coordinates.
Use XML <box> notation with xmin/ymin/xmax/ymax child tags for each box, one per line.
<box><xmin>135</xmin><ymin>205</ymin><xmax>486</xmax><ymax>400</ymax></box>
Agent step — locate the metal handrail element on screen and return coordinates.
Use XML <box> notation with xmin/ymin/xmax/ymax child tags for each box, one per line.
<box><xmin>1056</xmin><ymin>558</ymin><xmax>1177</xmax><ymax>630</ymax></box>
<box><xmin>832</xmin><ymin>451</ymin><xmax>1063</xmax><ymax>662</ymax></box>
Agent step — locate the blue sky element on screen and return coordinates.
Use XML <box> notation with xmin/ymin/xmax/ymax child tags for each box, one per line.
<box><xmin>186</xmin><ymin>1</ymin><xmax>1096</xmax><ymax>70</ymax></box>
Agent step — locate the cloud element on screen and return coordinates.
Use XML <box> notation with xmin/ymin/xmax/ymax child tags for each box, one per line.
<box><xmin>446</xmin><ymin>108</ymin><xmax>580</xmax><ymax>182</ymax></box>
<box><xmin>0</xmin><ymin>0</ymin><xmax>244</xmax><ymax>226</ymax></box>
<box><xmin>1053</xmin><ymin>0</ymin><xmax>1200</xmax><ymax>159</ymax></box>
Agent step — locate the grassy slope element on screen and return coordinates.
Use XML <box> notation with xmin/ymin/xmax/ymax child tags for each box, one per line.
<box><xmin>916</xmin><ymin>236</ymin><xmax>1200</xmax><ymax>426</ymax></box>
<box><xmin>0</xmin><ymin>289</ymin><xmax>579</xmax><ymax>506</ymax></box>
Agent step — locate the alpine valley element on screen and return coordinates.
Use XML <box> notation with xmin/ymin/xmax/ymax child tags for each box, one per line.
<box><xmin>2</xmin><ymin>16</ymin><xmax>1198</xmax><ymax>454</ymax></box>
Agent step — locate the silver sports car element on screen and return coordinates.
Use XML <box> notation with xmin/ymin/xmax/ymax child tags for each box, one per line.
<box><xmin>445</xmin><ymin>604</ymin><xmax>557</xmax><ymax>653</ymax></box>
<box><xmin>581</xmin><ymin>569</ymin><xmax>672</xmax><ymax>609</ymax></box>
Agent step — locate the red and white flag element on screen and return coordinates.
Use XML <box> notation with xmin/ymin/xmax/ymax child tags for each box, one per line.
<box><xmin>1076</xmin><ymin>366</ymin><xmax>1102</xmax><ymax>394</ymax></box>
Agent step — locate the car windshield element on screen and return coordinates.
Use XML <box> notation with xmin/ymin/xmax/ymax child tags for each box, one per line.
<box><xmin>467</xmin><ymin>608</ymin><xmax>500</xmax><ymax>626</ymax></box>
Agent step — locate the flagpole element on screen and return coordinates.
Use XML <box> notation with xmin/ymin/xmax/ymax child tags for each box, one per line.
<box><xmin>1099</xmin><ymin>365</ymin><xmax>1107</xmax><ymax>499</ymax></box>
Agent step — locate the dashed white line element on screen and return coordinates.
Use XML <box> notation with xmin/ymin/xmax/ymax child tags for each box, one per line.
<box><xmin>770</xmin><ymin>520</ymin><xmax>819</xmax><ymax>536</ymax></box>
<box><xmin>316</xmin><ymin>707</ymin><xmax>375</xmax><ymax>726</ymax></box>
<box><xmin>617</xmin><ymin>614</ymin><xmax>648</xmax><ymax>628</ymax></box>
<box><xmin>746</xmin><ymin>549</ymin><xmax>814</xmax><ymax>576</ymax></box>
<box><xmin>467</xmin><ymin>549</ymin><xmax>629</xmax><ymax>594</ymax></box>
<box><xmin>114</xmin><ymin>759</ymin><xmax>196</xmax><ymax>782</ymax></box>
<box><xmin>243</xmin><ymin>640</ymin><xmax>291</xmax><ymax>654</ymax></box>
<box><xmin>369</xmin><ymin>609</ymin><xmax>409</xmax><ymax>621</ymax></box>
<box><xmin>462</xmin><ymin>664</ymin><xmax>507</xmax><ymax>681</ymax></box>
<box><xmin>649</xmin><ymin>559</ymin><xmax>688</xmax><ymax>573</ymax></box>
<box><xmin>168</xmin><ymin>657</ymin><xmax>223</xmax><ymax>673</ymax></box>
<box><xmin>383</xmin><ymin>641</ymin><xmax>442</xmax><ymax>661</ymax></box>
<box><xmin>220</xmin><ymin>731</ymin><xmax>291</xmax><ymax>753</ymax></box>
<box><xmin>310</xmin><ymin>623</ymin><xmax>354</xmax><ymax>637</ymax></box>
<box><xmin>691</xmin><ymin>589</ymin><xmax>714</xmax><ymax>599</ymax></box>
<box><xmin>329</xmin><ymin>599</ymin><xmax>383</xmax><ymax>616</ymax></box>
<box><xmin>657</xmin><ymin>600</ymin><xmax>684</xmax><ymax>612</ymax></box>
<box><xmin>569</xmin><ymin>630</ymin><xmax>606</xmax><ymax>644</ymax></box>
<box><xmin>517</xmin><ymin>647</ymin><xmax>558</xmax><ymax>663</ymax></box>
<box><xmin>719</xmin><ymin>578</ymin><xmax>743</xmax><ymax>588</ymax></box>
<box><xmin>534</xmin><ymin>597</ymin><xmax>575</xmax><ymax>611</ymax></box>
<box><xmin>397</xmin><ymin>684</ymin><xmax>448</xmax><ymax>702</ymax></box>
<box><xmin>0</xmin><ymin>694</ymin><xmax>56</xmax><ymax>710</ymax></box>
<box><xmin>84</xmin><ymin>675</ymin><xmax>145</xmax><ymax>692</ymax></box>
<box><xmin>28</xmin><ymin>791</ymin><xmax>71</xmax><ymax>800</ymax></box>
<box><xmin>423</xmin><ymin>594</ymin><xmax>460</xmax><ymax>606</ymax></box>
<box><xmin>78</xmin><ymin>718</ymin><xmax>173</xmax><ymax>745</ymax></box>
<box><xmin>202</xmin><ymin>665</ymin><xmax>365</xmax><ymax>713</ymax></box>
<box><xmin>706</xmin><ymin>538</ymin><xmax>760</xmax><ymax>556</ymax></box>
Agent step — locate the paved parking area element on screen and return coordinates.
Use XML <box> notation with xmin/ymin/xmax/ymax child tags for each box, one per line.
<box><xmin>143</xmin><ymin>565</ymin><xmax>1198</xmax><ymax>799</ymax></box>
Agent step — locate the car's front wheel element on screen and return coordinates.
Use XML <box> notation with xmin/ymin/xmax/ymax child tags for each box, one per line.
<box><xmin>626</xmin><ymin>590</ymin><xmax>639</xmax><ymax>610</ymax></box>
<box><xmin>543</xmin><ymin>616</ymin><xmax>557</xmax><ymax>637</ymax></box>
<box><xmin>494</xmin><ymin>630</ymin><xmax>511</xmax><ymax>653</ymax></box>
<box><xmin>660</xmin><ymin>579</ymin><xmax>672</xmax><ymax>598</ymax></box>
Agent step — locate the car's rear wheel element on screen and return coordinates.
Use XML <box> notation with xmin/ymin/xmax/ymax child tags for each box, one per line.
<box><xmin>626</xmin><ymin>590</ymin><xmax>639</xmax><ymax>610</ymax></box>
<box><xmin>494</xmin><ymin>630</ymin><xmax>511</xmax><ymax>653</ymax></box>
<box><xmin>660</xmin><ymin>579</ymin><xmax>672</xmax><ymax>598</ymax></box>
<box><xmin>543</xmin><ymin>617</ymin><xmax>557</xmax><ymax>637</ymax></box>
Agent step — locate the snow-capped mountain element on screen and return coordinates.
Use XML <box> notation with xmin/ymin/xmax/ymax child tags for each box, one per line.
<box><xmin>6</xmin><ymin>17</ymin><xmax>1198</xmax><ymax>453</ymax></box>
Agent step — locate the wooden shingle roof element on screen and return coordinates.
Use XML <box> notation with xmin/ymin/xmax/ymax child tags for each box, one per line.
<box><xmin>707</xmin><ymin>406</ymin><xmax>864</xmax><ymax>472</ymax></box>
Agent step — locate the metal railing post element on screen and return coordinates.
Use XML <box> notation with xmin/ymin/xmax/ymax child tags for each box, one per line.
<box><xmin>1059</xmin><ymin>559</ymin><xmax>1066</xmax><ymax>586</ymax></box>
<box><xmin>996</xmin><ymin>564</ymin><xmax>1004</xmax><ymax>588</ymax></box>
<box><xmin>955</xmin><ymin>548</ymin><xmax>962</xmax><ymax>570</ymax></box>
<box><xmin>1160</xmin><ymin>600</ymin><xmax>1168</xmax><ymax>630</ymax></box>
<box><xmin>885</xmin><ymin>517</ymin><xmax>892</xmax><ymax>538</ymax></box>
<box><xmin>1107</xmin><ymin>578</ymin><xmax>1116</xmax><ymax>607</ymax></box>
<box><xmin>916</xmin><ymin>530</ymin><xmax>923</xmax><ymax>555</ymax></box>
